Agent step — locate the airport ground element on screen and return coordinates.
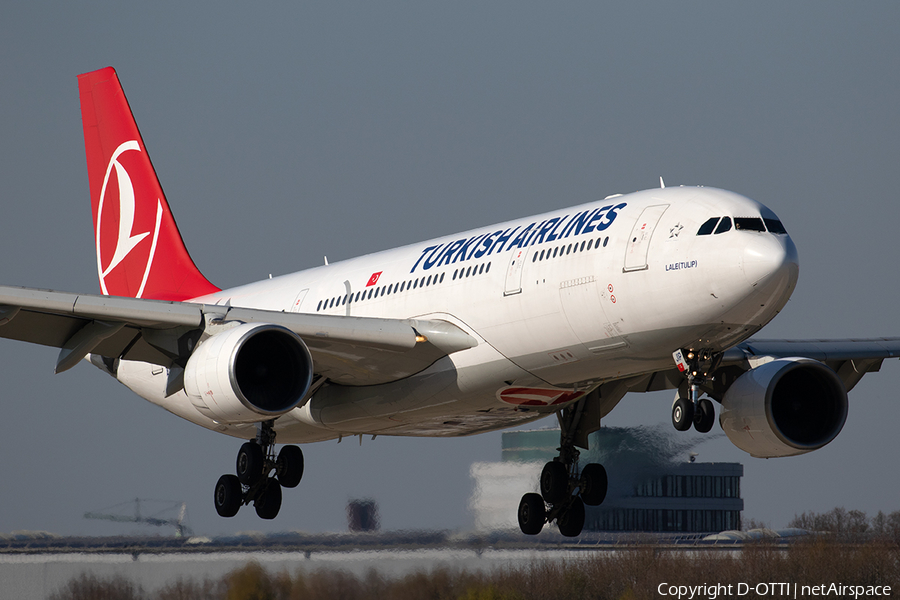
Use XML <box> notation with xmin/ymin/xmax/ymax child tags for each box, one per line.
<box><xmin>3</xmin><ymin>532</ymin><xmax>899</xmax><ymax>600</ymax></box>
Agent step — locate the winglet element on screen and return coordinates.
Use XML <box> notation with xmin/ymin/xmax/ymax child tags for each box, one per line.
<box><xmin>78</xmin><ymin>67</ymin><xmax>219</xmax><ymax>301</ymax></box>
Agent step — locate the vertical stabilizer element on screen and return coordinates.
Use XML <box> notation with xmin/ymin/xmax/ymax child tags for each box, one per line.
<box><xmin>78</xmin><ymin>67</ymin><xmax>219</xmax><ymax>301</ymax></box>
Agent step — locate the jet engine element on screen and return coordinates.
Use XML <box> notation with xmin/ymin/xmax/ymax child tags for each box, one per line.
<box><xmin>719</xmin><ymin>357</ymin><xmax>848</xmax><ymax>458</ymax></box>
<box><xmin>184</xmin><ymin>322</ymin><xmax>314</xmax><ymax>424</ymax></box>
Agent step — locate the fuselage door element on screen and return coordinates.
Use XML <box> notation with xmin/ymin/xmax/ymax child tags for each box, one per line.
<box><xmin>624</xmin><ymin>204</ymin><xmax>669</xmax><ymax>272</ymax></box>
<box><xmin>290</xmin><ymin>288</ymin><xmax>309</xmax><ymax>313</ymax></box>
<box><xmin>504</xmin><ymin>248</ymin><xmax>527</xmax><ymax>296</ymax></box>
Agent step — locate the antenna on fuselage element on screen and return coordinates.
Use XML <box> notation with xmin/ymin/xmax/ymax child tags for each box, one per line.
<box><xmin>659</xmin><ymin>176</ymin><xmax>666</xmax><ymax>189</ymax></box>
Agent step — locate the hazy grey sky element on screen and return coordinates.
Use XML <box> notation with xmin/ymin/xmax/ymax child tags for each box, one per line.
<box><xmin>1</xmin><ymin>2</ymin><xmax>899</xmax><ymax>536</ymax></box>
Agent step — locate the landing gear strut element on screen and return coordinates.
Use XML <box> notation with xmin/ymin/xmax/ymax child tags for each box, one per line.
<box><xmin>517</xmin><ymin>401</ymin><xmax>608</xmax><ymax>537</ymax></box>
<box><xmin>214</xmin><ymin>420</ymin><xmax>304</xmax><ymax>520</ymax></box>
<box><xmin>672</xmin><ymin>349</ymin><xmax>719</xmax><ymax>434</ymax></box>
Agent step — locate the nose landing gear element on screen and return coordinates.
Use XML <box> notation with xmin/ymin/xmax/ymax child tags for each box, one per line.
<box><xmin>672</xmin><ymin>349</ymin><xmax>720</xmax><ymax>434</ymax></box>
<box><xmin>214</xmin><ymin>421</ymin><xmax>304</xmax><ymax>520</ymax></box>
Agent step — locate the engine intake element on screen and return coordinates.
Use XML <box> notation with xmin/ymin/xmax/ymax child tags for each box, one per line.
<box><xmin>720</xmin><ymin>357</ymin><xmax>848</xmax><ymax>458</ymax></box>
<box><xmin>184</xmin><ymin>322</ymin><xmax>314</xmax><ymax>424</ymax></box>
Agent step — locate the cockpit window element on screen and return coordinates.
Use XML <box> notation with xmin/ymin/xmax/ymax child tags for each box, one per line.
<box><xmin>764</xmin><ymin>218</ymin><xmax>788</xmax><ymax>234</ymax></box>
<box><xmin>714</xmin><ymin>217</ymin><xmax>732</xmax><ymax>234</ymax></box>
<box><xmin>697</xmin><ymin>217</ymin><xmax>719</xmax><ymax>236</ymax></box>
<box><xmin>734</xmin><ymin>217</ymin><xmax>766</xmax><ymax>232</ymax></box>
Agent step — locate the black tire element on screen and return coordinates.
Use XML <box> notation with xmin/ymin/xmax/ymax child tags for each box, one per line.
<box><xmin>214</xmin><ymin>474</ymin><xmax>242</xmax><ymax>518</ymax></box>
<box><xmin>517</xmin><ymin>493</ymin><xmax>546</xmax><ymax>535</ymax></box>
<box><xmin>694</xmin><ymin>398</ymin><xmax>715</xmax><ymax>433</ymax></box>
<box><xmin>557</xmin><ymin>497</ymin><xmax>585</xmax><ymax>537</ymax></box>
<box><xmin>540</xmin><ymin>461</ymin><xmax>568</xmax><ymax>504</ymax></box>
<box><xmin>276</xmin><ymin>445</ymin><xmax>304</xmax><ymax>488</ymax></box>
<box><xmin>255</xmin><ymin>478</ymin><xmax>282</xmax><ymax>520</ymax></box>
<box><xmin>579</xmin><ymin>463</ymin><xmax>608</xmax><ymax>506</ymax></box>
<box><xmin>672</xmin><ymin>397</ymin><xmax>694</xmax><ymax>432</ymax></box>
<box><xmin>236</xmin><ymin>442</ymin><xmax>265</xmax><ymax>486</ymax></box>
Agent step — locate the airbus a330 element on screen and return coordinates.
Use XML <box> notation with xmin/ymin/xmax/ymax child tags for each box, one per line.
<box><xmin>2</xmin><ymin>67</ymin><xmax>897</xmax><ymax>536</ymax></box>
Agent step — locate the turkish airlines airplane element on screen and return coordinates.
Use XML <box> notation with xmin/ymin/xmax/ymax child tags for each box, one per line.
<box><xmin>2</xmin><ymin>67</ymin><xmax>897</xmax><ymax>536</ymax></box>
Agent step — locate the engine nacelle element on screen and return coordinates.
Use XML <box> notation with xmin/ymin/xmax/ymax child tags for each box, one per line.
<box><xmin>719</xmin><ymin>357</ymin><xmax>848</xmax><ymax>458</ymax></box>
<box><xmin>184</xmin><ymin>322</ymin><xmax>314</xmax><ymax>424</ymax></box>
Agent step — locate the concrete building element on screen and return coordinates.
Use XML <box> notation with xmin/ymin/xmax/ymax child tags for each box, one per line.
<box><xmin>470</xmin><ymin>426</ymin><xmax>743</xmax><ymax>533</ymax></box>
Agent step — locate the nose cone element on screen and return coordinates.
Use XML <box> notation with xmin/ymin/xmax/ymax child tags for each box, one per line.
<box><xmin>742</xmin><ymin>233</ymin><xmax>800</xmax><ymax>302</ymax></box>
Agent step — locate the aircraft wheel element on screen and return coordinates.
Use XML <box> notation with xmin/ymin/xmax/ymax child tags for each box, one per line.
<box><xmin>557</xmin><ymin>497</ymin><xmax>585</xmax><ymax>537</ymax></box>
<box><xmin>672</xmin><ymin>397</ymin><xmax>694</xmax><ymax>431</ymax></box>
<box><xmin>255</xmin><ymin>478</ymin><xmax>282</xmax><ymax>520</ymax></box>
<box><xmin>579</xmin><ymin>463</ymin><xmax>608</xmax><ymax>506</ymax></box>
<box><xmin>276</xmin><ymin>445</ymin><xmax>304</xmax><ymax>488</ymax></box>
<box><xmin>540</xmin><ymin>461</ymin><xmax>569</xmax><ymax>504</ymax></box>
<box><xmin>517</xmin><ymin>493</ymin><xmax>546</xmax><ymax>535</ymax></box>
<box><xmin>214</xmin><ymin>474</ymin><xmax>242</xmax><ymax>518</ymax></box>
<box><xmin>237</xmin><ymin>442</ymin><xmax>265</xmax><ymax>486</ymax></box>
<box><xmin>694</xmin><ymin>398</ymin><xmax>715</xmax><ymax>433</ymax></box>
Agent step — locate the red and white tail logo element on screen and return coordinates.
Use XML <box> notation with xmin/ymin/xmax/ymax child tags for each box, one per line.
<box><xmin>78</xmin><ymin>67</ymin><xmax>219</xmax><ymax>301</ymax></box>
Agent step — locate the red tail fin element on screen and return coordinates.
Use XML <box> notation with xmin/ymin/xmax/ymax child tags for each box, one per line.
<box><xmin>78</xmin><ymin>67</ymin><xmax>219</xmax><ymax>301</ymax></box>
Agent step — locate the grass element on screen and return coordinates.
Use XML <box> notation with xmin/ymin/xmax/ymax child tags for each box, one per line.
<box><xmin>49</xmin><ymin>537</ymin><xmax>900</xmax><ymax>600</ymax></box>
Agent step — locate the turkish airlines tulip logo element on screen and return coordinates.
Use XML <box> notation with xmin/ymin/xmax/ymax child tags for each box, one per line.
<box><xmin>96</xmin><ymin>140</ymin><xmax>162</xmax><ymax>297</ymax></box>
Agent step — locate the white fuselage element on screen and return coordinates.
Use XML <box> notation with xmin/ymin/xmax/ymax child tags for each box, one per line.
<box><xmin>115</xmin><ymin>186</ymin><xmax>799</xmax><ymax>443</ymax></box>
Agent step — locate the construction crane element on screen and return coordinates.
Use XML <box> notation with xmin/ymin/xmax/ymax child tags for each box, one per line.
<box><xmin>84</xmin><ymin>498</ymin><xmax>192</xmax><ymax>537</ymax></box>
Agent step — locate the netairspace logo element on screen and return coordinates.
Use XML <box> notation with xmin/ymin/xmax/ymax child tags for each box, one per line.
<box><xmin>657</xmin><ymin>582</ymin><xmax>892</xmax><ymax>599</ymax></box>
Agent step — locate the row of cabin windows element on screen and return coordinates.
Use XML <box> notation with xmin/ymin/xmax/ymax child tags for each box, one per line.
<box><xmin>315</xmin><ymin>261</ymin><xmax>492</xmax><ymax>312</ymax></box>
<box><xmin>697</xmin><ymin>216</ymin><xmax>788</xmax><ymax>236</ymax></box>
<box><xmin>532</xmin><ymin>236</ymin><xmax>610</xmax><ymax>263</ymax></box>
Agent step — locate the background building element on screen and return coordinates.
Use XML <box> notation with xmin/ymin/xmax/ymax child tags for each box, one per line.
<box><xmin>470</xmin><ymin>426</ymin><xmax>743</xmax><ymax>533</ymax></box>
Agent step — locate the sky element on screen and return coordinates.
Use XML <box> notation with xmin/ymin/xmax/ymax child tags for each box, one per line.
<box><xmin>1</xmin><ymin>2</ymin><xmax>899</xmax><ymax>537</ymax></box>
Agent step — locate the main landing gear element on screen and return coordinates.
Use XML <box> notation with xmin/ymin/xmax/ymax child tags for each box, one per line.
<box><xmin>214</xmin><ymin>421</ymin><xmax>304</xmax><ymax>520</ymax></box>
<box><xmin>671</xmin><ymin>348</ymin><xmax>720</xmax><ymax>434</ymax></box>
<box><xmin>517</xmin><ymin>402</ymin><xmax>608</xmax><ymax>537</ymax></box>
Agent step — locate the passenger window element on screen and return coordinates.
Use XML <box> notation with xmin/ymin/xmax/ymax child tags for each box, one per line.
<box><xmin>479</xmin><ymin>264</ymin><xmax>485</xmax><ymax>274</ymax></box>
<box><xmin>714</xmin><ymin>217</ymin><xmax>732</xmax><ymax>234</ymax></box>
<box><xmin>440</xmin><ymin>273</ymin><xmax>445</xmax><ymax>283</ymax></box>
<box><xmin>603</xmin><ymin>237</ymin><xmax>609</xmax><ymax>247</ymax></box>
<box><xmin>486</xmin><ymin>262</ymin><xmax>491</xmax><ymax>273</ymax></box>
<box><xmin>580</xmin><ymin>241</ymin><xmax>586</xmax><ymax>252</ymax></box>
<box><xmin>316</xmin><ymin>300</ymin><xmax>322</xmax><ymax>311</ymax></box>
<box><xmin>764</xmin><ymin>218</ymin><xmax>788</xmax><ymax>234</ymax></box>
<box><xmin>697</xmin><ymin>217</ymin><xmax>719</xmax><ymax>236</ymax></box>
<box><xmin>734</xmin><ymin>217</ymin><xmax>766</xmax><ymax>232</ymax></box>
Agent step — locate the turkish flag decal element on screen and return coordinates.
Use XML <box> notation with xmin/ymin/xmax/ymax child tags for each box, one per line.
<box><xmin>366</xmin><ymin>272</ymin><xmax>383</xmax><ymax>287</ymax></box>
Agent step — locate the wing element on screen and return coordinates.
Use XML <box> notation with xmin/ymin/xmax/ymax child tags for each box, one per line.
<box><xmin>722</xmin><ymin>337</ymin><xmax>900</xmax><ymax>392</ymax></box>
<box><xmin>0</xmin><ymin>285</ymin><xmax>476</xmax><ymax>385</ymax></box>
<box><xmin>596</xmin><ymin>337</ymin><xmax>900</xmax><ymax>402</ymax></box>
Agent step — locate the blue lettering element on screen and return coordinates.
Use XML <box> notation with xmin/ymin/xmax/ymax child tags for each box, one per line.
<box><xmin>531</xmin><ymin>219</ymin><xmax>559</xmax><ymax>245</ymax></box>
<box><xmin>437</xmin><ymin>239</ymin><xmax>467</xmax><ymax>267</ymax></box>
<box><xmin>583</xmin><ymin>205</ymin><xmax>612</xmax><ymax>234</ymax></box>
<box><xmin>412</xmin><ymin>244</ymin><xmax>441</xmax><ymax>273</ymax></box>
<box><xmin>546</xmin><ymin>215</ymin><xmax>568</xmax><ymax>242</ymax></box>
<box><xmin>562</xmin><ymin>210</ymin><xmax>589</xmax><ymax>238</ymax></box>
<box><xmin>489</xmin><ymin>226</ymin><xmax>520</xmax><ymax>255</ymax></box>
<box><xmin>595</xmin><ymin>202</ymin><xmax>627</xmax><ymax>231</ymax></box>
<box><xmin>509</xmin><ymin>223</ymin><xmax>536</xmax><ymax>250</ymax></box>
<box><xmin>453</xmin><ymin>234</ymin><xmax>482</xmax><ymax>264</ymax></box>
<box><xmin>465</xmin><ymin>233</ymin><xmax>490</xmax><ymax>260</ymax></box>
<box><xmin>473</xmin><ymin>231</ymin><xmax>501</xmax><ymax>259</ymax></box>
<box><xmin>422</xmin><ymin>243</ymin><xmax>446</xmax><ymax>271</ymax></box>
